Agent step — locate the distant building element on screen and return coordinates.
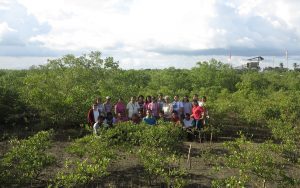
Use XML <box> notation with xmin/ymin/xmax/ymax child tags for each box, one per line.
<box><xmin>234</xmin><ymin>56</ymin><xmax>263</xmax><ymax>70</ymax></box>
<box><xmin>246</xmin><ymin>56</ymin><xmax>263</xmax><ymax>70</ymax></box>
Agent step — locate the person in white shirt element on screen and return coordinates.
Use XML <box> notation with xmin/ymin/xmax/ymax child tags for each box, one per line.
<box><xmin>93</xmin><ymin>115</ymin><xmax>105</xmax><ymax>135</ymax></box>
<box><xmin>198</xmin><ymin>96</ymin><xmax>206</xmax><ymax>107</ymax></box>
<box><xmin>96</xmin><ymin>97</ymin><xmax>105</xmax><ymax>115</ymax></box>
<box><xmin>182</xmin><ymin>95</ymin><xmax>192</xmax><ymax>115</ymax></box>
<box><xmin>193</xmin><ymin>94</ymin><xmax>201</xmax><ymax>105</ymax></box>
<box><xmin>157</xmin><ymin>93</ymin><xmax>165</xmax><ymax>111</ymax></box>
<box><xmin>199</xmin><ymin>96</ymin><xmax>209</xmax><ymax>125</ymax></box>
<box><xmin>126</xmin><ymin>96</ymin><xmax>140</xmax><ymax>119</ymax></box>
<box><xmin>162</xmin><ymin>96</ymin><xmax>172</xmax><ymax>119</ymax></box>
<box><xmin>183</xmin><ymin>113</ymin><xmax>194</xmax><ymax>129</ymax></box>
<box><xmin>172</xmin><ymin>95</ymin><xmax>183</xmax><ymax>117</ymax></box>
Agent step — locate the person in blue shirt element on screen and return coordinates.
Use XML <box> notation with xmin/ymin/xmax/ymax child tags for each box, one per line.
<box><xmin>143</xmin><ymin>109</ymin><xmax>156</xmax><ymax>126</ymax></box>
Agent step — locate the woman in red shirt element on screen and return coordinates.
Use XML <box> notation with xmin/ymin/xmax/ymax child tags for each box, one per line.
<box><xmin>191</xmin><ymin>100</ymin><xmax>204</xmax><ymax>129</ymax></box>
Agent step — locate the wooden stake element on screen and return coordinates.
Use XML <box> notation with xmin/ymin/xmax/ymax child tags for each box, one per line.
<box><xmin>199</xmin><ymin>131</ymin><xmax>202</xmax><ymax>143</ymax></box>
<box><xmin>187</xmin><ymin>144</ymin><xmax>192</xmax><ymax>169</ymax></box>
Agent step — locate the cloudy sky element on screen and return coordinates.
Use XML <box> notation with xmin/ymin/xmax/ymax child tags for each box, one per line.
<box><xmin>0</xmin><ymin>0</ymin><xmax>300</xmax><ymax>69</ymax></box>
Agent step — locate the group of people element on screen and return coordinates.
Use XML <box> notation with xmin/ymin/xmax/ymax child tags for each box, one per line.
<box><xmin>87</xmin><ymin>94</ymin><xmax>208</xmax><ymax>135</ymax></box>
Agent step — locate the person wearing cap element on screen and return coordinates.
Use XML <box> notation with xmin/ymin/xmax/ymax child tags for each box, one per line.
<box><xmin>103</xmin><ymin>96</ymin><xmax>112</xmax><ymax>115</ymax></box>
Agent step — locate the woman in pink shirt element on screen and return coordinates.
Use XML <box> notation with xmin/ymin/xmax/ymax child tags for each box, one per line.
<box><xmin>143</xmin><ymin>95</ymin><xmax>152</xmax><ymax>114</ymax></box>
<box><xmin>115</xmin><ymin>98</ymin><xmax>126</xmax><ymax>116</ymax></box>
<box><xmin>191</xmin><ymin>100</ymin><xmax>204</xmax><ymax>129</ymax></box>
<box><xmin>148</xmin><ymin>97</ymin><xmax>160</xmax><ymax>119</ymax></box>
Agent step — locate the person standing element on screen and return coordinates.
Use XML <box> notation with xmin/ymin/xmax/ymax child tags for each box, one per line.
<box><xmin>148</xmin><ymin>97</ymin><xmax>160</xmax><ymax>119</ymax></box>
<box><xmin>126</xmin><ymin>96</ymin><xmax>140</xmax><ymax>119</ymax></box>
<box><xmin>199</xmin><ymin>96</ymin><xmax>209</xmax><ymax>125</ymax></box>
<box><xmin>193</xmin><ymin>94</ymin><xmax>201</xmax><ymax>105</ymax></box>
<box><xmin>190</xmin><ymin>100</ymin><xmax>204</xmax><ymax>129</ymax></box>
<box><xmin>171</xmin><ymin>95</ymin><xmax>183</xmax><ymax>118</ymax></box>
<box><xmin>182</xmin><ymin>95</ymin><xmax>192</xmax><ymax>117</ymax></box>
<box><xmin>157</xmin><ymin>93</ymin><xmax>165</xmax><ymax>112</ymax></box>
<box><xmin>115</xmin><ymin>97</ymin><xmax>126</xmax><ymax>115</ymax></box>
<box><xmin>96</xmin><ymin>97</ymin><xmax>105</xmax><ymax>115</ymax></box>
<box><xmin>144</xmin><ymin>95</ymin><xmax>152</xmax><ymax>112</ymax></box>
<box><xmin>162</xmin><ymin>96</ymin><xmax>172</xmax><ymax>120</ymax></box>
<box><xmin>198</xmin><ymin>96</ymin><xmax>207</xmax><ymax>107</ymax></box>
<box><xmin>137</xmin><ymin>95</ymin><xmax>145</xmax><ymax>115</ymax></box>
<box><xmin>103</xmin><ymin>96</ymin><xmax>112</xmax><ymax>115</ymax></box>
<box><xmin>87</xmin><ymin>103</ymin><xmax>101</xmax><ymax>127</ymax></box>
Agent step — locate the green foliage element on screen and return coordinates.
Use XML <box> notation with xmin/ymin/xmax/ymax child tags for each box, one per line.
<box><xmin>52</xmin><ymin>135</ymin><xmax>114</xmax><ymax>187</ymax></box>
<box><xmin>0</xmin><ymin>130</ymin><xmax>55</xmax><ymax>186</ymax></box>
<box><xmin>138</xmin><ymin>147</ymin><xmax>187</xmax><ymax>188</ymax></box>
<box><xmin>0</xmin><ymin>70</ymin><xmax>37</xmax><ymax>129</ymax></box>
<box><xmin>21</xmin><ymin>51</ymin><xmax>120</xmax><ymax>126</ymax></box>
<box><xmin>1</xmin><ymin>51</ymin><xmax>300</xmax><ymax>187</ymax></box>
<box><xmin>136</xmin><ymin>123</ymin><xmax>187</xmax><ymax>187</ymax></box>
<box><xmin>2</xmin><ymin>52</ymin><xmax>300</xmax><ymax>131</ymax></box>
<box><xmin>51</xmin><ymin>122</ymin><xmax>187</xmax><ymax>187</ymax></box>
<box><xmin>212</xmin><ymin>133</ymin><xmax>300</xmax><ymax>187</ymax></box>
<box><xmin>191</xmin><ymin>59</ymin><xmax>240</xmax><ymax>92</ymax></box>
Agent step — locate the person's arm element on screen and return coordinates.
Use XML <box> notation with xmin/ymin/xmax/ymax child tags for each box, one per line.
<box><xmin>199</xmin><ymin>108</ymin><xmax>204</xmax><ymax>120</ymax></box>
<box><xmin>170</xmin><ymin>103</ymin><xmax>174</xmax><ymax>114</ymax></box>
<box><xmin>114</xmin><ymin>104</ymin><xmax>118</xmax><ymax>115</ymax></box>
<box><xmin>190</xmin><ymin>107</ymin><xmax>194</xmax><ymax>118</ymax></box>
<box><xmin>126</xmin><ymin>103</ymin><xmax>130</xmax><ymax>117</ymax></box>
<box><xmin>93</xmin><ymin>122</ymin><xmax>98</xmax><ymax>135</ymax></box>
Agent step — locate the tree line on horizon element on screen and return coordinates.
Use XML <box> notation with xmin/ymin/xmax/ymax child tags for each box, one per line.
<box><xmin>0</xmin><ymin>51</ymin><xmax>300</xmax><ymax>130</ymax></box>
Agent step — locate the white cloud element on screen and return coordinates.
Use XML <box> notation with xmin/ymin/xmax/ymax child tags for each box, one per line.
<box><xmin>0</xmin><ymin>22</ymin><xmax>16</xmax><ymax>37</ymax></box>
<box><xmin>0</xmin><ymin>0</ymin><xmax>12</xmax><ymax>10</ymax></box>
<box><xmin>1</xmin><ymin>0</ymin><xmax>300</xmax><ymax>69</ymax></box>
<box><xmin>18</xmin><ymin>0</ymin><xmax>217</xmax><ymax>51</ymax></box>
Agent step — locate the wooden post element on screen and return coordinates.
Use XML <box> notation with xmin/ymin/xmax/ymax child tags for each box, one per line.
<box><xmin>199</xmin><ymin>130</ymin><xmax>202</xmax><ymax>143</ymax></box>
<box><xmin>210</xmin><ymin>132</ymin><xmax>213</xmax><ymax>145</ymax></box>
<box><xmin>187</xmin><ymin>144</ymin><xmax>192</xmax><ymax>169</ymax></box>
<box><xmin>263</xmin><ymin>179</ymin><xmax>266</xmax><ymax>188</ymax></box>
